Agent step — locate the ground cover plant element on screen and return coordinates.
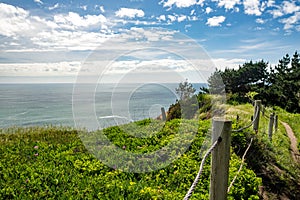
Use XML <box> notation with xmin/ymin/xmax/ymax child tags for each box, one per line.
<box><xmin>0</xmin><ymin>118</ymin><xmax>261</xmax><ymax>199</ymax></box>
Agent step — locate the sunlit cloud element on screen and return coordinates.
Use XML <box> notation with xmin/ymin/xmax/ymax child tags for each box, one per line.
<box><xmin>115</xmin><ymin>8</ymin><xmax>145</xmax><ymax>18</ymax></box>
<box><xmin>206</xmin><ymin>16</ymin><xmax>226</xmax><ymax>26</ymax></box>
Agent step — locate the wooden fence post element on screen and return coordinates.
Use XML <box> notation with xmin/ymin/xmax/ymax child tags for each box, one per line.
<box><xmin>253</xmin><ymin>100</ymin><xmax>261</xmax><ymax>132</ymax></box>
<box><xmin>261</xmin><ymin>105</ymin><xmax>265</xmax><ymax>117</ymax></box>
<box><xmin>161</xmin><ymin>107</ymin><xmax>167</xmax><ymax>121</ymax></box>
<box><xmin>210</xmin><ymin>119</ymin><xmax>232</xmax><ymax>200</ymax></box>
<box><xmin>274</xmin><ymin>115</ymin><xmax>278</xmax><ymax>131</ymax></box>
<box><xmin>268</xmin><ymin>113</ymin><xmax>275</xmax><ymax>141</ymax></box>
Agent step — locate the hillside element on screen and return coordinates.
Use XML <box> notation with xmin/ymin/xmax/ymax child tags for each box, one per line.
<box><xmin>226</xmin><ymin>104</ymin><xmax>300</xmax><ymax>199</ymax></box>
<box><xmin>0</xmin><ymin>103</ymin><xmax>299</xmax><ymax>199</ymax></box>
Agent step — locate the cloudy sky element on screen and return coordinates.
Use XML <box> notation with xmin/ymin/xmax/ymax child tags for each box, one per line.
<box><xmin>0</xmin><ymin>0</ymin><xmax>299</xmax><ymax>83</ymax></box>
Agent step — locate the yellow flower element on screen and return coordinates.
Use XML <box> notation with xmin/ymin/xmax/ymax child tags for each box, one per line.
<box><xmin>129</xmin><ymin>181</ymin><xmax>136</xmax><ymax>186</ymax></box>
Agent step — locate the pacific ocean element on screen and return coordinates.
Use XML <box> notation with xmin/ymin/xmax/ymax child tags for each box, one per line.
<box><xmin>0</xmin><ymin>83</ymin><xmax>206</xmax><ymax>129</ymax></box>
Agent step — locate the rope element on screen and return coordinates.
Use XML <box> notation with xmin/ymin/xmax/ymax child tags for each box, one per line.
<box><xmin>183</xmin><ymin>137</ymin><xmax>222</xmax><ymax>200</ymax></box>
<box><xmin>227</xmin><ymin>137</ymin><xmax>253</xmax><ymax>193</ymax></box>
<box><xmin>263</xmin><ymin>114</ymin><xmax>270</xmax><ymax>120</ymax></box>
<box><xmin>232</xmin><ymin>105</ymin><xmax>259</xmax><ymax>132</ymax></box>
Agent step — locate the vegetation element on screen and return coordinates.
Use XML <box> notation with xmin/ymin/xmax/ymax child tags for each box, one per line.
<box><xmin>0</xmin><ymin>119</ymin><xmax>261</xmax><ymax>199</ymax></box>
<box><xmin>175</xmin><ymin>79</ymin><xmax>196</xmax><ymax>101</ymax></box>
<box><xmin>208</xmin><ymin>51</ymin><xmax>300</xmax><ymax>113</ymax></box>
<box><xmin>274</xmin><ymin>106</ymin><xmax>300</xmax><ymax>150</ymax></box>
<box><xmin>1</xmin><ymin>51</ymin><xmax>300</xmax><ymax>199</ymax></box>
<box><xmin>226</xmin><ymin>104</ymin><xmax>300</xmax><ymax>199</ymax></box>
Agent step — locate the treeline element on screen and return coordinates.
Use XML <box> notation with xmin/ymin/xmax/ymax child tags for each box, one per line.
<box><xmin>208</xmin><ymin>51</ymin><xmax>300</xmax><ymax>113</ymax></box>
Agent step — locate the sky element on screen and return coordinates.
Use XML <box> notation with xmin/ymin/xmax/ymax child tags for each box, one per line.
<box><xmin>0</xmin><ymin>0</ymin><xmax>299</xmax><ymax>83</ymax></box>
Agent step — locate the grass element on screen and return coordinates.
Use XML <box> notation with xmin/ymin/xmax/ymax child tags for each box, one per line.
<box><xmin>275</xmin><ymin>107</ymin><xmax>300</xmax><ymax>150</ymax></box>
<box><xmin>0</xmin><ymin>118</ymin><xmax>261</xmax><ymax>199</ymax></box>
<box><xmin>225</xmin><ymin>103</ymin><xmax>300</xmax><ymax>199</ymax></box>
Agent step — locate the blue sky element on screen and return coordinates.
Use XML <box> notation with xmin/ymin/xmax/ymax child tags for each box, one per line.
<box><xmin>0</xmin><ymin>0</ymin><xmax>299</xmax><ymax>83</ymax></box>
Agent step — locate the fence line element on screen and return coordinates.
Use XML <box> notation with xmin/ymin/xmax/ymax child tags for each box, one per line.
<box><xmin>227</xmin><ymin>137</ymin><xmax>253</xmax><ymax>193</ymax></box>
<box><xmin>184</xmin><ymin>100</ymin><xmax>279</xmax><ymax>199</ymax></box>
<box><xmin>183</xmin><ymin>138</ymin><xmax>221</xmax><ymax>200</ymax></box>
<box><xmin>232</xmin><ymin>105</ymin><xmax>259</xmax><ymax>132</ymax></box>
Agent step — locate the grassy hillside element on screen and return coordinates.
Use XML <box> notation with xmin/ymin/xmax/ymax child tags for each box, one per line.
<box><xmin>0</xmin><ymin>119</ymin><xmax>261</xmax><ymax>199</ymax></box>
<box><xmin>226</xmin><ymin>103</ymin><xmax>300</xmax><ymax>199</ymax></box>
<box><xmin>1</xmin><ymin>102</ymin><xmax>299</xmax><ymax>199</ymax></box>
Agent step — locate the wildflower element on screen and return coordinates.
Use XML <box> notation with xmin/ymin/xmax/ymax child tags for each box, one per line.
<box><xmin>129</xmin><ymin>181</ymin><xmax>136</xmax><ymax>186</ymax></box>
<box><xmin>122</xmin><ymin>145</ymin><xmax>126</xmax><ymax>150</ymax></box>
<box><xmin>25</xmin><ymin>178</ymin><xmax>29</xmax><ymax>183</ymax></box>
<box><xmin>34</xmin><ymin>146</ymin><xmax>38</xmax><ymax>149</ymax></box>
<box><xmin>34</xmin><ymin>153</ymin><xmax>39</xmax><ymax>156</ymax></box>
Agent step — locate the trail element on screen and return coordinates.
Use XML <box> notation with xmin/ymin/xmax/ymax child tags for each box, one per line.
<box><xmin>281</xmin><ymin>122</ymin><xmax>300</xmax><ymax>163</ymax></box>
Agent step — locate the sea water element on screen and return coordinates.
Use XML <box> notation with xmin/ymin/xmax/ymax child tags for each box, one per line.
<box><xmin>0</xmin><ymin>83</ymin><xmax>206</xmax><ymax>128</ymax></box>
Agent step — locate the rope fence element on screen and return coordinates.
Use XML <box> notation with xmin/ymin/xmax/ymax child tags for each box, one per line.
<box><xmin>183</xmin><ymin>100</ymin><xmax>278</xmax><ymax>199</ymax></box>
<box><xmin>227</xmin><ymin>137</ymin><xmax>253</xmax><ymax>193</ymax></box>
<box><xmin>232</xmin><ymin>105</ymin><xmax>259</xmax><ymax>132</ymax></box>
<box><xmin>183</xmin><ymin>137</ymin><xmax>222</xmax><ymax>200</ymax></box>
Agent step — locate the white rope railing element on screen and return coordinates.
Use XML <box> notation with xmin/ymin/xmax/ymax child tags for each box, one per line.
<box><xmin>232</xmin><ymin>105</ymin><xmax>259</xmax><ymax>132</ymax></box>
<box><xmin>183</xmin><ymin>137</ymin><xmax>222</xmax><ymax>200</ymax></box>
<box><xmin>227</xmin><ymin>137</ymin><xmax>253</xmax><ymax>193</ymax></box>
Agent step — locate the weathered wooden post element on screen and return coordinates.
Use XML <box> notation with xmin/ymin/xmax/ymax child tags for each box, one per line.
<box><xmin>274</xmin><ymin>115</ymin><xmax>278</xmax><ymax>131</ymax></box>
<box><xmin>253</xmin><ymin>100</ymin><xmax>261</xmax><ymax>132</ymax></box>
<box><xmin>261</xmin><ymin>105</ymin><xmax>265</xmax><ymax>117</ymax></box>
<box><xmin>210</xmin><ymin>119</ymin><xmax>232</xmax><ymax>200</ymax></box>
<box><xmin>161</xmin><ymin>107</ymin><xmax>167</xmax><ymax>121</ymax></box>
<box><xmin>268</xmin><ymin>113</ymin><xmax>275</xmax><ymax>141</ymax></box>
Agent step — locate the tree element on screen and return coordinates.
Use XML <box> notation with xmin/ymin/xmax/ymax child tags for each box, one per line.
<box><xmin>175</xmin><ymin>79</ymin><xmax>196</xmax><ymax>100</ymax></box>
<box><xmin>207</xmin><ymin>69</ymin><xmax>226</xmax><ymax>94</ymax></box>
<box><xmin>206</xmin><ymin>54</ymin><xmax>300</xmax><ymax>112</ymax></box>
<box><xmin>208</xmin><ymin>61</ymin><xmax>269</xmax><ymax>103</ymax></box>
<box><xmin>167</xmin><ymin>80</ymin><xmax>198</xmax><ymax>120</ymax></box>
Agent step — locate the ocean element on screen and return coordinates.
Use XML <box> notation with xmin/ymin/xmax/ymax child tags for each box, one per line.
<box><xmin>0</xmin><ymin>83</ymin><xmax>206</xmax><ymax>129</ymax></box>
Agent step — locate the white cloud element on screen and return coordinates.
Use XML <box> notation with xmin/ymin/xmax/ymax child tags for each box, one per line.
<box><xmin>280</xmin><ymin>12</ymin><xmax>300</xmax><ymax>30</ymax></box>
<box><xmin>0</xmin><ymin>62</ymin><xmax>81</xmax><ymax>76</ymax></box>
<box><xmin>100</xmin><ymin>6</ymin><xmax>105</xmax><ymax>13</ymax></box>
<box><xmin>161</xmin><ymin>0</ymin><xmax>204</xmax><ymax>8</ymax></box>
<box><xmin>0</xmin><ymin>3</ymin><xmax>32</xmax><ymax>37</ymax></box>
<box><xmin>49</xmin><ymin>3</ymin><xmax>59</xmax><ymax>10</ymax></box>
<box><xmin>269</xmin><ymin>9</ymin><xmax>284</xmax><ymax>18</ymax></box>
<box><xmin>158</xmin><ymin>15</ymin><xmax>166</xmax><ymax>21</ymax></box>
<box><xmin>34</xmin><ymin>0</ymin><xmax>43</xmax><ymax>4</ymax></box>
<box><xmin>212</xmin><ymin>58</ymin><xmax>246</xmax><ymax>70</ymax></box>
<box><xmin>206</xmin><ymin>16</ymin><xmax>226</xmax><ymax>26</ymax></box>
<box><xmin>177</xmin><ymin>15</ymin><xmax>187</xmax><ymax>22</ymax></box>
<box><xmin>243</xmin><ymin>0</ymin><xmax>262</xmax><ymax>16</ymax></box>
<box><xmin>31</xmin><ymin>30</ymin><xmax>110</xmax><ymax>51</ymax></box>
<box><xmin>282</xmin><ymin>1</ymin><xmax>300</xmax><ymax>14</ymax></box>
<box><xmin>80</xmin><ymin>5</ymin><xmax>87</xmax><ymax>11</ymax></box>
<box><xmin>125</xmin><ymin>27</ymin><xmax>176</xmax><ymax>43</ymax></box>
<box><xmin>0</xmin><ymin>3</ymin><xmax>112</xmax><ymax>52</ymax></box>
<box><xmin>256</xmin><ymin>18</ymin><xmax>265</xmax><ymax>24</ymax></box>
<box><xmin>212</xmin><ymin>0</ymin><xmax>240</xmax><ymax>10</ymax></box>
<box><xmin>269</xmin><ymin>1</ymin><xmax>300</xmax><ymax>18</ymax></box>
<box><xmin>267</xmin><ymin>0</ymin><xmax>275</xmax><ymax>7</ymax></box>
<box><xmin>104</xmin><ymin>59</ymin><xmax>197</xmax><ymax>74</ymax></box>
<box><xmin>188</xmin><ymin>16</ymin><xmax>199</xmax><ymax>21</ymax></box>
<box><xmin>205</xmin><ymin>7</ymin><xmax>213</xmax><ymax>14</ymax></box>
<box><xmin>167</xmin><ymin>15</ymin><xmax>177</xmax><ymax>22</ymax></box>
<box><xmin>53</xmin><ymin>12</ymin><xmax>107</xmax><ymax>30</ymax></box>
<box><xmin>115</xmin><ymin>8</ymin><xmax>145</xmax><ymax>18</ymax></box>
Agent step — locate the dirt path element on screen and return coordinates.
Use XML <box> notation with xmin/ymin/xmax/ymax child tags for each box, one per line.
<box><xmin>281</xmin><ymin>122</ymin><xmax>300</xmax><ymax>163</ymax></box>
